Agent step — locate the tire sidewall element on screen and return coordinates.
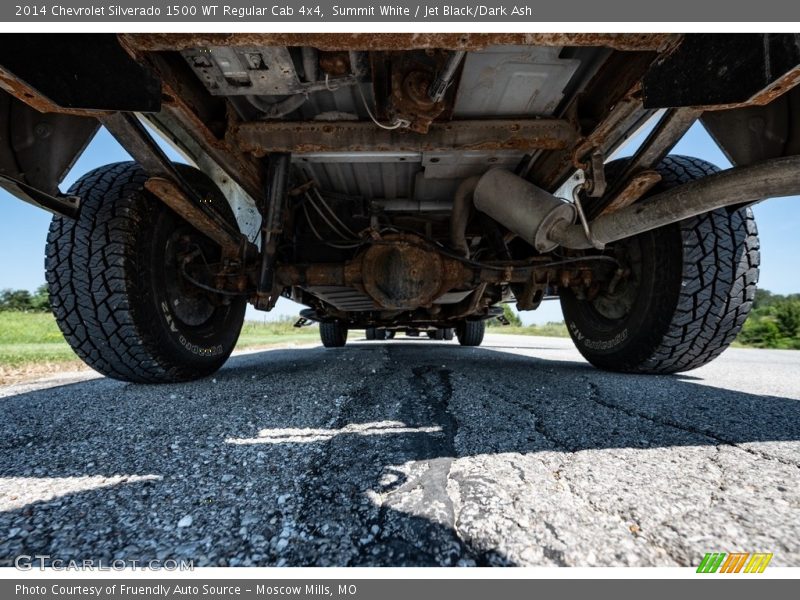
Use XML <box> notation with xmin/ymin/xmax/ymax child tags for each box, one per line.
<box><xmin>561</xmin><ymin>224</ymin><xmax>683</xmax><ymax>370</ymax></box>
<box><xmin>144</xmin><ymin>203</ymin><xmax>246</xmax><ymax>371</ymax></box>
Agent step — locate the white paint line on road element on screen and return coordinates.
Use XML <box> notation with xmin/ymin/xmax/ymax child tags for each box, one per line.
<box><xmin>0</xmin><ymin>475</ymin><xmax>162</xmax><ymax>511</ymax></box>
<box><xmin>226</xmin><ymin>420</ymin><xmax>443</xmax><ymax>445</ymax></box>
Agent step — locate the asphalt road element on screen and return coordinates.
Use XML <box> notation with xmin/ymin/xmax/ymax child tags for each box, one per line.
<box><xmin>1</xmin><ymin>334</ymin><xmax>799</xmax><ymax>567</ymax></box>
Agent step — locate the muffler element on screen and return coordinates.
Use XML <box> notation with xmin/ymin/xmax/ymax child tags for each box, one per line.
<box><xmin>474</xmin><ymin>156</ymin><xmax>800</xmax><ymax>251</ymax></box>
<box><xmin>473</xmin><ymin>169</ymin><xmax>576</xmax><ymax>252</ymax></box>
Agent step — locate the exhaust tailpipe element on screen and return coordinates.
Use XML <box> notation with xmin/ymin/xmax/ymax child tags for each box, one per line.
<box><xmin>474</xmin><ymin>156</ymin><xmax>800</xmax><ymax>251</ymax></box>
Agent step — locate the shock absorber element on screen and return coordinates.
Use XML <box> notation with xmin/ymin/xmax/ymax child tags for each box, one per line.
<box><xmin>255</xmin><ymin>152</ymin><xmax>291</xmax><ymax>310</ymax></box>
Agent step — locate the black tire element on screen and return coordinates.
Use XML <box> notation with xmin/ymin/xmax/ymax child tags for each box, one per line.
<box><xmin>560</xmin><ymin>155</ymin><xmax>759</xmax><ymax>374</ymax></box>
<box><xmin>443</xmin><ymin>328</ymin><xmax>454</xmax><ymax>341</ymax></box>
<box><xmin>45</xmin><ymin>162</ymin><xmax>246</xmax><ymax>383</ymax></box>
<box><xmin>320</xmin><ymin>320</ymin><xmax>348</xmax><ymax>347</ymax></box>
<box><xmin>385</xmin><ymin>330</ymin><xmax>396</xmax><ymax>339</ymax></box>
<box><xmin>365</xmin><ymin>327</ymin><xmax>376</xmax><ymax>340</ymax></box>
<box><xmin>456</xmin><ymin>320</ymin><xmax>485</xmax><ymax>346</ymax></box>
<box><xmin>374</xmin><ymin>328</ymin><xmax>388</xmax><ymax>340</ymax></box>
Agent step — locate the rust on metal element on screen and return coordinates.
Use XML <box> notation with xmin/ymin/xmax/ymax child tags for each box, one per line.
<box><xmin>533</xmin><ymin>84</ymin><xmax>650</xmax><ymax>191</ymax></box>
<box><xmin>703</xmin><ymin>64</ymin><xmax>800</xmax><ymax>111</ymax></box>
<box><xmin>274</xmin><ymin>236</ymin><xmax>606</xmax><ymax>313</ymax></box>
<box><xmin>528</xmin><ymin>48</ymin><xmax>661</xmax><ymax>191</ymax></box>
<box><xmin>121</xmin><ymin>33</ymin><xmax>679</xmax><ymax>53</ymax></box>
<box><xmin>391</xmin><ymin>68</ymin><xmax>445</xmax><ymax>134</ymax></box>
<box><xmin>619</xmin><ymin>107</ymin><xmax>701</xmax><ymax>173</ymax></box>
<box><xmin>144</xmin><ymin>177</ymin><xmax>244</xmax><ymax>257</ymax></box>
<box><xmin>231</xmin><ymin>119</ymin><xmax>577</xmax><ymax>155</ymax></box>
<box><xmin>0</xmin><ymin>66</ymin><xmax>104</xmax><ymax>117</ymax></box>
<box><xmin>747</xmin><ymin>64</ymin><xmax>800</xmax><ymax>106</ymax></box>
<box><xmin>572</xmin><ymin>84</ymin><xmax>647</xmax><ymax>165</ymax></box>
<box><xmin>599</xmin><ymin>170</ymin><xmax>662</xmax><ymax>216</ymax></box>
<box><xmin>156</xmin><ymin>87</ymin><xmax>264</xmax><ymax>203</ymax></box>
<box><xmin>449</xmin><ymin>283</ymin><xmax>489</xmax><ymax>319</ymax></box>
<box><xmin>591</xmin><ymin>107</ymin><xmax>698</xmax><ymax>217</ymax></box>
<box><xmin>382</xmin><ymin>50</ymin><xmax>454</xmax><ymax>134</ymax></box>
<box><xmin>318</xmin><ymin>51</ymin><xmax>351</xmax><ymax>76</ymax></box>
<box><xmin>115</xmin><ymin>39</ymin><xmax>266</xmax><ymax>203</ymax></box>
<box><xmin>360</xmin><ymin>235</ymin><xmax>445</xmax><ymax>309</ymax></box>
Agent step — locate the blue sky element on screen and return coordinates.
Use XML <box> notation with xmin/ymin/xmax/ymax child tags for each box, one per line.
<box><xmin>1</xmin><ymin>122</ymin><xmax>798</xmax><ymax>325</ymax></box>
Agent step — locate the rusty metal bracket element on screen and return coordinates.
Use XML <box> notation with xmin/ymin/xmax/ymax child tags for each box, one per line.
<box><xmin>101</xmin><ymin>112</ymin><xmax>189</xmax><ymax>182</ymax></box>
<box><xmin>231</xmin><ymin>119</ymin><xmax>578</xmax><ymax>155</ymax></box>
<box><xmin>103</xmin><ymin>112</ymin><xmax>251</xmax><ymax>260</ymax></box>
<box><xmin>599</xmin><ymin>170</ymin><xmax>662</xmax><ymax>217</ymax></box>
<box><xmin>515</xmin><ymin>275</ymin><xmax>545</xmax><ymax>311</ymax></box>
<box><xmin>597</xmin><ymin>107</ymin><xmax>700</xmax><ymax>216</ymax></box>
<box><xmin>0</xmin><ymin>175</ymin><xmax>80</xmax><ymax>219</ymax></box>
<box><xmin>586</xmin><ymin>152</ymin><xmax>607</xmax><ymax>198</ymax></box>
<box><xmin>570</xmin><ymin>176</ymin><xmax>604</xmax><ymax>251</ymax></box>
<box><xmin>144</xmin><ymin>178</ymin><xmax>246</xmax><ymax>259</ymax></box>
<box><xmin>623</xmin><ymin>108</ymin><xmax>701</xmax><ymax>174</ymax></box>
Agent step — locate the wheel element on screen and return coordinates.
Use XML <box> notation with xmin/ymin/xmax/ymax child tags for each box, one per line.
<box><xmin>426</xmin><ymin>331</ymin><xmax>435</xmax><ymax>339</ymax></box>
<box><xmin>374</xmin><ymin>328</ymin><xmax>387</xmax><ymax>340</ymax></box>
<box><xmin>45</xmin><ymin>162</ymin><xmax>246</xmax><ymax>383</ymax></box>
<box><xmin>385</xmin><ymin>330</ymin><xmax>396</xmax><ymax>339</ymax></box>
<box><xmin>432</xmin><ymin>329</ymin><xmax>445</xmax><ymax>340</ymax></box>
<box><xmin>320</xmin><ymin>320</ymin><xmax>348</xmax><ymax>347</ymax></box>
<box><xmin>456</xmin><ymin>320</ymin><xmax>485</xmax><ymax>346</ymax></box>
<box><xmin>365</xmin><ymin>327</ymin><xmax>376</xmax><ymax>340</ymax></box>
<box><xmin>560</xmin><ymin>155</ymin><xmax>759</xmax><ymax>374</ymax></box>
<box><xmin>443</xmin><ymin>328</ymin><xmax>454</xmax><ymax>341</ymax></box>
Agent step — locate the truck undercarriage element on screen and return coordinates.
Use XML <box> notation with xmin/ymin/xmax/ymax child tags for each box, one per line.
<box><xmin>1</xmin><ymin>33</ymin><xmax>798</xmax><ymax>382</ymax></box>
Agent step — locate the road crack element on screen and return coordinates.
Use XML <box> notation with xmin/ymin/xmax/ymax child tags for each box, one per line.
<box><xmin>584</xmin><ymin>379</ymin><xmax>800</xmax><ymax>469</ymax></box>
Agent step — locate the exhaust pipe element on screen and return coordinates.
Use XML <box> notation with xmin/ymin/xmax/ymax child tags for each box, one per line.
<box><xmin>450</xmin><ymin>176</ymin><xmax>480</xmax><ymax>257</ymax></box>
<box><xmin>474</xmin><ymin>156</ymin><xmax>800</xmax><ymax>251</ymax></box>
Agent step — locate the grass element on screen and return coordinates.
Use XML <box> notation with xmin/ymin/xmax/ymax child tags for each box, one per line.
<box><xmin>0</xmin><ymin>311</ymin><xmax>318</xmax><ymax>383</ymax></box>
<box><xmin>0</xmin><ymin>312</ymin><xmax>86</xmax><ymax>383</ymax></box>
<box><xmin>0</xmin><ymin>312</ymin><xmax>78</xmax><ymax>367</ymax></box>
<box><xmin>236</xmin><ymin>319</ymin><xmax>318</xmax><ymax>348</ymax></box>
<box><xmin>488</xmin><ymin>321</ymin><xmax>570</xmax><ymax>338</ymax></box>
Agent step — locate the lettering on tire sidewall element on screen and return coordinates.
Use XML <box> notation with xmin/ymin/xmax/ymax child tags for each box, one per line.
<box><xmin>569</xmin><ymin>321</ymin><xmax>629</xmax><ymax>351</ymax></box>
<box><xmin>160</xmin><ymin>301</ymin><xmax>224</xmax><ymax>357</ymax></box>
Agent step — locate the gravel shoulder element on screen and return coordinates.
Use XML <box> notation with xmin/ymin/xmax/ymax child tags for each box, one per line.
<box><xmin>1</xmin><ymin>334</ymin><xmax>798</xmax><ymax>567</ymax></box>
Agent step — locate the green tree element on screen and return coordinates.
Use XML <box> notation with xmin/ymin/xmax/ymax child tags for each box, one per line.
<box><xmin>490</xmin><ymin>303</ymin><xmax>522</xmax><ymax>327</ymax></box>
<box><xmin>738</xmin><ymin>317</ymin><xmax>781</xmax><ymax>348</ymax></box>
<box><xmin>752</xmin><ymin>288</ymin><xmax>775</xmax><ymax>310</ymax></box>
<box><xmin>0</xmin><ymin>289</ymin><xmax>33</xmax><ymax>312</ymax></box>
<box><xmin>774</xmin><ymin>301</ymin><xmax>800</xmax><ymax>339</ymax></box>
<box><xmin>30</xmin><ymin>284</ymin><xmax>50</xmax><ymax>312</ymax></box>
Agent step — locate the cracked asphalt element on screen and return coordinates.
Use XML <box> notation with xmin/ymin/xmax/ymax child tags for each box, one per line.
<box><xmin>1</xmin><ymin>333</ymin><xmax>799</xmax><ymax>567</ymax></box>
